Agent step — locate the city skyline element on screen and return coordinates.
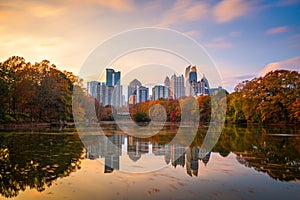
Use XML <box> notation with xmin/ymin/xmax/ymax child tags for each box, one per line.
<box><xmin>85</xmin><ymin>134</ymin><xmax>212</xmax><ymax>176</ymax></box>
<box><xmin>87</xmin><ymin>65</ymin><xmax>216</xmax><ymax>106</ymax></box>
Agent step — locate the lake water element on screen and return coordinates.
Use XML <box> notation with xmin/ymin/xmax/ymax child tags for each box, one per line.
<box><xmin>0</xmin><ymin>123</ymin><xmax>299</xmax><ymax>200</ymax></box>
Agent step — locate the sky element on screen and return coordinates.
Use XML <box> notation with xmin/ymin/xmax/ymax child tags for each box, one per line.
<box><xmin>1</xmin><ymin>0</ymin><xmax>300</xmax><ymax>92</ymax></box>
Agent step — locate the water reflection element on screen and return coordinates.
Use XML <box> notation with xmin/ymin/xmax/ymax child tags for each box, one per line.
<box><xmin>215</xmin><ymin>125</ymin><xmax>300</xmax><ymax>181</ymax></box>
<box><xmin>0</xmin><ymin>124</ymin><xmax>299</xmax><ymax>199</ymax></box>
<box><xmin>0</xmin><ymin>133</ymin><xmax>84</xmax><ymax>198</ymax></box>
<box><xmin>84</xmin><ymin>123</ymin><xmax>300</xmax><ymax>181</ymax></box>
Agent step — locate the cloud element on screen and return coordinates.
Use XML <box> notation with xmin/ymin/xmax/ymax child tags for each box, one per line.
<box><xmin>259</xmin><ymin>56</ymin><xmax>300</xmax><ymax>76</ymax></box>
<box><xmin>184</xmin><ymin>30</ymin><xmax>201</xmax><ymax>38</ymax></box>
<box><xmin>204</xmin><ymin>37</ymin><xmax>233</xmax><ymax>49</ymax></box>
<box><xmin>80</xmin><ymin>0</ymin><xmax>135</xmax><ymax>11</ymax></box>
<box><xmin>266</xmin><ymin>26</ymin><xmax>289</xmax><ymax>35</ymax></box>
<box><xmin>159</xmin><ymin>0</ymin><xmax>208</xmax><ymax>27</ymax></box>
<box><xmin>222</xmin><ymin>74</ymin><xmax>255</xmax><ymax>89</ymax></box>
<box><xmin>213</xmin><ymin>0</ymin><xmax>254</xmax><ymax>23</ymax></box>
<box><xmin>0</xmin><ymin>0</ymin><xmax>135</xmax><ymax>15</ymax></box>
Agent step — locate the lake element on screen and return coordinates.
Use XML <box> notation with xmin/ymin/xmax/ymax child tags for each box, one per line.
<box><xmin>0</xmin><ymin>123</ymin><xmax>299</xmax><ymax>200</ymax></box>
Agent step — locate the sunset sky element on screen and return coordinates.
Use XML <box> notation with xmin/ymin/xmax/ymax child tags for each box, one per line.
<box><xmin>1</xmin><ymin>0</ymin><xmax>300</xmax><ymax>91</ymax></box>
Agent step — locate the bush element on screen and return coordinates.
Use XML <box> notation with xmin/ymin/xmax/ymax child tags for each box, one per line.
<box><xmin>134</xmin><ymin>112</ymin><xmax>150</xmax><ymax>122</ymax></box>
<box><xmin>3</xmin><ymin>114</ymin><xmax>16</xmax><ymax>123</ymax></box>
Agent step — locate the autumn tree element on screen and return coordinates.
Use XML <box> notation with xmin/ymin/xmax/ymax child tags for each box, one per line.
<box><xmin>227</xmin><ymin>70</ymin><xmax>300</xmax><ymax>124</ymax></box>
<box><xmin>0</xmin><ymin>56</ymin><xmax>78</xmax><ymax>123</ymax></box>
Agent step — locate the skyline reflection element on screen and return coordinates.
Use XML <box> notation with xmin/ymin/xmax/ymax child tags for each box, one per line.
<box><xmin>85</xmin><ymin>134</ymin><xmax>212</xmax><ymax>175</ymax></box>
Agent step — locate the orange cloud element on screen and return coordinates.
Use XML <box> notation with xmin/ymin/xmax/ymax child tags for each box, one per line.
<box><xmin>184</xmin><ymin>30</ymin><xmax>201</xmax><ymax>38</ymax></box>
<box><xmin>259</xmin><ymin>56</ymin><xmax>300</xmax><ymax>76</ymax></box>
<box><xmin>159</xmin><ymin>0</ymin><xmax>208</xmax><ymax>27</ymax></box>
<box><xmin>82</xmin><ymin>0</ymin><xmax>135</xmax><ymax>11</ymax></box>
<box><xmin>213</xmin><ymin>0</ymin><xmax>253</xmax><ymax>23</ymax></box>
<box><xmin>266</xmin><ymin>26</ymin><xmax>289</xmax><ymax>35</ymax></box>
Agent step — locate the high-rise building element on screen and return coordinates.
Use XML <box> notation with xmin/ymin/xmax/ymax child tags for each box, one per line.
<box><xmin>189</xmin><ymin>66</ymin><xmax>198</xmax><ymax>96</ymax></box>
<box><xmin>111</xmin><ymin>85</ymin><xmax>122</xmax><ymax>107</ymax></box>
<box><xmin>106</xmin><ymin>68</ymin><xmax>121</xmax><ymax>86</ymax></box>
<box><xmin>164</xmin><ymin>76</ymin><xmax>171</xmax><ymax>99</ymax></box>
<box><xmin>98</xmin><ymin>82</ymin><xmax>106</xmax><ymax>105</ymax></box>
<box><xmin>152</xmin><ymin>85</ymin><xmax>169</xmax><ymax>100</ymax></box>
<box><xmin>185</xmin><ymin>65</ymin><xmax>191</xmax><ymax>96</ymax></box>
<box><xmin>87</xmin><ymin>68</ymin><xmax>123</xmax><ymax>107</ymax></box>
<box><xmin>185</xmin><ymin>65</ymin><xmax>191</xmax><ymax>79</ymax></box>
<box><xmin>105</xmin><ymin>68</ymin><xmax>122</xmax><ymax>106</ymax></box>
<box><xmin>128</xmin><ymin>79</ymin><xmax>141</xmax><ymax>104</ymax></box>
<box><xmin>189</xmin><ymin>66</ymin><xmax>197</xmax><ymax>83</ymax></box>
<box><xmin>170</xmin><ymin>74</ymin><xmax>185</xmax><ymax>99</ymax></box>
<box><xmin>137</xmin><ymin>86</ymin><xmax>149</xmax><ymax>103</ymax></box>
<box><xmin>164</xmin><ymin>76</ymin><xmax>170</xmax><ymax>87</ymax></box>
<box><xmin>184</xmin><ymin>65</ymin><xmax>210</xmax><ymax>97</ymax></box>
<box><xmin>199</xmin><ymin>75</ymin><xmax>210</xmax><ymax>95</ymax></box>
<box><xmin>185</xmin><ymin>65</ymin><xmax>199</xmax><ymax>96</ymax></box>
<box><xmin>104</xmin><ymin>86</ymin><xmax>114</xmax><ymax>106</ymax></box>
<box><xmin>87</xmin><ymin>81</ymin><xmax>100</xmax><ymax>100</ymax></box>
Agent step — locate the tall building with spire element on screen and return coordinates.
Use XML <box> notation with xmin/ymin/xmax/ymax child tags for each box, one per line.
<box><xmin>128</xmin><ymin>79</ymin><xmax>141</xmax><ymax>104</ymax></box>
<box><xmin>185</xmin><ymin>65</ymin><xmax>191</xmax><ymax>96</ymax></box>
<box><xmin>184</xmin><ymin>65</ymin><xmax>210</xmax><ymax>97</ymax></box>
<box><xmin>164</xmin><ymin>76</ymin><xmax>170</xmax><ymax>87</ymax></box>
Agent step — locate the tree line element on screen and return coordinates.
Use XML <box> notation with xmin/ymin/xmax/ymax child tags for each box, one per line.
<box><xmin>1</xmin><ymin>56</ymin><xmax>299</xmax><ymax>124</ymax></box>
<box><xmin>106</xmin><ymin>69</ymin><xmax>300</xmax><ymax>124</ymax></box>
<box><xmin>227</xmin><ymin>70</ymin><xmax>300</xmax><ymax>124</ymax></box>
<box><xmin>0</xmin><ymin>56</ymin><xmax>77</xmax><ymax>123</ymax></box>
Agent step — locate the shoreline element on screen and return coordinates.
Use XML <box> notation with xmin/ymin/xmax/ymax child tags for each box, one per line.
<box><xmin>0</xmin><ymin>121</ymin><xmax>299</xmax><ymax>129</ymax></box>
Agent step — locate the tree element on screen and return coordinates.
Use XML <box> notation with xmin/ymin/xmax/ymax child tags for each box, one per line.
<box><xmin>288</xmin><ymin>98</ymin><xmax>300</xmax><ymax>123</ymax></box>
<box><xmin>0</xmin><ymin>56</ymin><xmax>78</xmax><ymax>123</ymax></box>
<box><xmin>0</xmin><ymin>64</ymin><xmax>15</xmax><ymax>119</ymax></box>
<box><xmin>197</xmin><ymin>96</ymin><xmax>211</xmax><ymax>122</ymax></box>
<box><xmin>228</xmin><ymin>70</ymin><xmax>300</xmax><ymax>124</ymax></box>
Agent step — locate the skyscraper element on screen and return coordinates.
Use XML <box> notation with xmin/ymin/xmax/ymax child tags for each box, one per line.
<box><xmin>152</xmin><ymin>85</ymin><xmax>168</xmax><ymax>100</ymax></box>
<box><xmin>106</xmin><ymin>68</ymin><xmax>121</xmax><ymax>86</ymax></box>
<box><xmin>164</xmin><ymin>76</ymin><xmax>170</xmax><ymax>99</ymax></box>
<box><xmin>189</xmin><ymin>66</ymin><xmax>198</xmax><ymax>96</ymax></box>
<box><xmin>105</xmin><ymin>68</ymin><xmax>122</xmax><ymax>106</ymax></box>
<box><xmin>185</xmin><ymin>65</ymin><xmax>191</xmax><ymax>96</ymax></box>
<box><xmin>87</xmin><ymin>81</ymin><xmax>100</xmax><ymax>100</ymax></box>
<box><xmin>164</xmin><ymin>76</ymin><xmax>170</xmax><ymax>87</ymax></box>
<box><xmin>137</xmin><ymin>86</ymin><xmax>148</xmax><ymax>103</ymax></box>
<box><xmin>128</xmin><ymin>79</ymin><xmax>141</xmax><ymax>104</ymax></box>
<box><xmin>170</xmin><ymin>74</ymin><xmax>185</xmax><ymax>99</ymax></box>
<box><xmin>189</xmin><ymin>66</ymin><xmax>197</xmax><ymax>83</ymax></box>
<box><xmin>98</xmin><ymin>82</ymin><xmax>106</xmax><ymax>105</ymax></box>
<box><xmin>184</xmin><ymin>65</ymin><xmax>210</xmax><ymax>97</ymax></box>
<box><xmin>199</xmin><ymin>75</ymin><xmax>210</xmax><ymax>95</ymax></box>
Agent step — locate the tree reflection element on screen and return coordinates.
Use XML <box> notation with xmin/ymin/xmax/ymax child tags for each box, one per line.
<box><xmin>87</xmin><ymin>123</ymin><xmax>300</xmax><ymax>181</ymax></box>
<box><xmin>215</xmin><ymin>125</ymin><xmax>300</xmax><ymax>181</ymax></box>
<box><xmin>0</xmin><ymin>133</ymin><xmax>84</xmax><ymax>198</ymax></box>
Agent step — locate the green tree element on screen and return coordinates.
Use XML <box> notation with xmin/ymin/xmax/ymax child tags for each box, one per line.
<box><xmin>0</xmin><ymin>64</ymin><xmax>15</xmax><ymax>119</ymax></box>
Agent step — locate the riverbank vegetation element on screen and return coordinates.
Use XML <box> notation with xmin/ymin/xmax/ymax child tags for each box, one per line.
<box><xmin>1</xmin><ymin>56</ymin><xmax>299</xmax><ymax>124</ymax></box>
<box><xmin>0</xmin><ymin>56</ymin><xmax>77</xmax><ymax>123</ymax></box>
<box><xmin>226</xmin><ymin>70</ymin><xmax>300</xmax><ymax>124</ymax></box>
